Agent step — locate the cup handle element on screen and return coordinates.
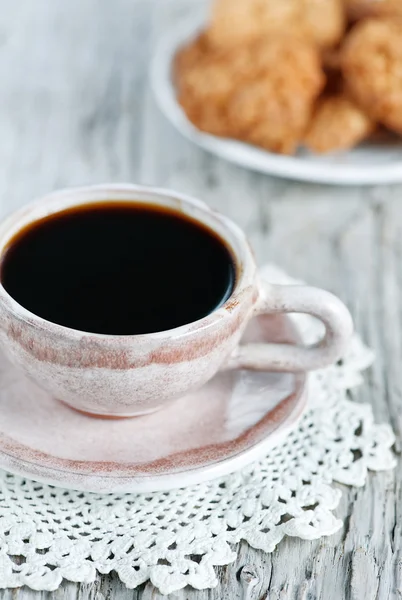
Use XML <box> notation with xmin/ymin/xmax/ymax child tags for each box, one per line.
<box><xmin>224</xmin><ymin>279</ymin><xmax>353</xmax><ymax>372</ymax></box>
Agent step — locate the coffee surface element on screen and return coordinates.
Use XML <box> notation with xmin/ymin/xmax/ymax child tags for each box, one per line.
<box><xmin>0</xmin><ymin>202</ymin><xmax>236</xmax><ymax>335</ymax></box>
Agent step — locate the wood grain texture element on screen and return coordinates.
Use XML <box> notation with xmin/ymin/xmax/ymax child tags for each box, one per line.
<box><xmin>0</xmin><ymin>0</ymin><xmax>400</xmax><ymax>598</ymax></box>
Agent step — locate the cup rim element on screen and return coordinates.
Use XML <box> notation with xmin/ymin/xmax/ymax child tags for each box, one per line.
<box><xmin>0</xmin><ymin>183</ymin><xmax>256</xmax><ymax>341</ymax></box>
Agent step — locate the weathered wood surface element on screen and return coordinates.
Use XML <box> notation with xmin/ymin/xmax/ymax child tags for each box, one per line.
<box><xmin>0</xmin><ymin>0</ymin><xmax>400</xmax><ymax>598</ymax></box>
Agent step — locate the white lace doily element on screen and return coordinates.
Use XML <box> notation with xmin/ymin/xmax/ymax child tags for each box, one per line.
<box><xmin>0</xmin><ymin>266</ymin><xmax>396</xmax><ymax>595</ymax></box>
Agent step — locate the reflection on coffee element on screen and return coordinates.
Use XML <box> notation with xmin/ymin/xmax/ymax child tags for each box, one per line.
<box><xmin>0</xmin><ymin>202</ymin><xmax>236</xmax><ymax>335</ymax></box>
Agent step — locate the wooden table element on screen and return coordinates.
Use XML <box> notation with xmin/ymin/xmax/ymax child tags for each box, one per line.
<box><xmin>0</xmin><ymin>0</ymin><xmax>400</xmax><ymax>598</ymax></box>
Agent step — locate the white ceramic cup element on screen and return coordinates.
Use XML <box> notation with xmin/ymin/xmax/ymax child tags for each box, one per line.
<box><xmin>0</xmin><ymin>184</ymin><xmax>353</xmax><ymax>416</ymax></box>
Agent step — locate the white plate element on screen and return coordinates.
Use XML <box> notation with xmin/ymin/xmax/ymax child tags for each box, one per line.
<box><xmin>151</xmin><ymin>14</ymin><xmax>402</xmax><ymax>186</ymax></box>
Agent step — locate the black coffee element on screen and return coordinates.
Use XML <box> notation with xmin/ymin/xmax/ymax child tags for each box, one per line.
<box><xmin>0</xmin><ymin>202</ymin><xmax>236</xmax><ymax>335</ymax></box>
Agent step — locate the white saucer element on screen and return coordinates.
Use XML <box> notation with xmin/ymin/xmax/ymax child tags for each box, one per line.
<box><xmin>151</xmin><ymin>13</ymin><xmax>402</xmax><ymax>186</ymax></box>
<box><xmin>0</xmin><ymin>313</ymin><xmax>307</xmax><ymax>493</ymax></box>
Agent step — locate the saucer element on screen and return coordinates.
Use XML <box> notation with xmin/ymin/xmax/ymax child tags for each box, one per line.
<box><xmin>0</xmin><ymin>314</ymin><xmax>308</xmax><ymax>493</ymax></box>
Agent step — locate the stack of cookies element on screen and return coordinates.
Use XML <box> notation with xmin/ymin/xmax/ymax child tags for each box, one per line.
<box><xmin>174</xmin><ymin>0</ymin><xmax>402</xmax><ymax>155</ymax></box>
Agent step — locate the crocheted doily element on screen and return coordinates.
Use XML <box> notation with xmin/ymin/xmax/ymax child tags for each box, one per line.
<box><xmin>0</xmin><ymin>266</ymin><xmax>395</xmax><ymax>595</ymax></box>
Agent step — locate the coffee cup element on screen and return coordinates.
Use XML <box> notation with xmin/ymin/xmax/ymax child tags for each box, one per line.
<box><xmin>0</xmin><ymin>184</ymin><xmax>353</xmax><ymax>416</ymax></box>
